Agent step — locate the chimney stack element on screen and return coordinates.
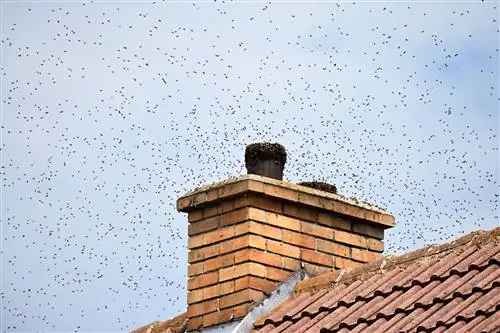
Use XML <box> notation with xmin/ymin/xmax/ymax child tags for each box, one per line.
<box><xmin>177</xmin><ymin>144</ymin><xmax>395</xmax><ymax>331</ymax></box>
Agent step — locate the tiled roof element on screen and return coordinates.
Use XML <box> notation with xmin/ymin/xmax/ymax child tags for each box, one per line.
<box><xmin>253</xmin><ymin>227</ymin><xmax>500</xmax><ymax>333</ymax></box>
<box><xmin>130</xmin><ymin>312</ymin><xmax>187</xmax><ymax>333</ymax></box>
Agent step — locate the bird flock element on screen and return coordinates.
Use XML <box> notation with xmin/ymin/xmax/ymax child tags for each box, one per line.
<box><xmin>2</xmin><ymin>1</ymin><xmax>498</xmax><ymax>332</ymax></box>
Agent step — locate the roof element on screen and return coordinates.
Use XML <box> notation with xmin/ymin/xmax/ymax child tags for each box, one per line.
<box><xmin>130</xmin><ymin>312</ymin><xmax>187</xmax><ymax>333</ymax></box>
<box><xmin>253</xmin><ymin>227</ymin><xmax>500</xmax><ymax>333</ymax></box>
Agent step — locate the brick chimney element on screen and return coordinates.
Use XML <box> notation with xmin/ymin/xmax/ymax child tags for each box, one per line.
<box><xmin>176</xmin><ymin>144</ymin><xmax>395</xmax><ymax>331</ymax></box>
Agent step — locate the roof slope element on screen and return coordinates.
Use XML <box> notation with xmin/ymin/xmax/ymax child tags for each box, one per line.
<box><xmin>253</xmin><ymin>227</ymin><xmax>500</xmax><ymax>333</ymax></box>
<box><xmin>130</xmin><ymin>312</ymin><xmax>187</xmax><ymax>333</ymax></box>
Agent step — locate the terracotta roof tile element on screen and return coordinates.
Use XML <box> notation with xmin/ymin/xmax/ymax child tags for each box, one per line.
<box><xmin>253</xmin><ymin>227</ymin><xmax>500</xmax><ymax>333</ymax></box>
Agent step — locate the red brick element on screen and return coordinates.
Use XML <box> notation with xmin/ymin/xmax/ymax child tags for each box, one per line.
<box><xmin>188</xmin><ymin>216</ymin><xmax>219</xmax><ymax>236</ymax></box>
<box><xmin>188</xmin><ymin>243</ymin><xmax>219</xmax><ymax>263</ymax></box>
<box><xmin>219</xmin><ymin>235</ymin><xmax>248</xmax><ymax>255</ymax></box>
<box><xmin>220</xmin><ymin>208</ymin><xmax>249</xmax><ymax>227</ymax></box>
<box><xmin>353</xmin><ymin>223</ymin><xmax>384</xmax><ymax>239</ymax></box>
<box><xmin>351</xmin><ymin>248</ymin><xmax>382</xmax><ymax>263</ymax></box>
<box><xmin>284</xmin><ymin>203</ymin><xmax>319</xmax><ymax>223</ymax></box>
<box><xmin>266</xmin><ymin>266</ymin><xmax>293</xmax><ymax>282</ymax></box>
<box><xmin>188</xmin><ymin>289</ymin><xmax>204</xmax><ymax>304</ymax></box>
<box><xmin>297</xmin><ymin>192</ymin><xmax>321</xmax><ymax>208</ymax></box>
<box><xmin>301</xmin><ymin>221</ymin><xmax>334</xmax><ymax>240</ymax></box>
<box><xmin>282</xmin><ymin>229</ymin><xmax>316</xmax><ymax>250</ymax></box>
<box><xmin>301</xmin><ymin>249</ymin><xmax>334</xmax><ymax>267</ymax></box>
<box><xmin>248</xmin><ymin>193</ymin><xmax>283</xmax><ymax>214</ymax></box>
<box><xmin>318</xmin><ymin>212</ymin><xmax>352</xmax><ymax>231</ymax></box>
<box><xmin>188</xmin><ymin>262</ymin><xmax>204</xmax><ymax>277</ymax></box>
<box><xmin>202</xmin><ymin>280</ymin><xmax>235</xmax><ymax>301</ymax></box>
<box><xmin>219</xmin><ymin>263</ymin><xmax>249</xmax><ymax>282</ymax></box>
<box><xmin>336</xmin><ymin>256</ymin><xmax>363</xmax><ymax>270</ymax></box>
<box><xmin>219</xmin><ymin>290</ymin><xmax>250</xmax><ymax>309</ymax></box>
<box><xmin>188</xmin><ymin>209</ymin><xmax>204</xmax><ymax>222</ymax></box>
<box><xmin>203</xmin><ymin>253</ymin><xmax>235</xmax><ymax>273</ymax></box>
<box><xmin>248</xmin><ymin>234</ymin><xmax>267</xmax><ymax>250</ymax></box>
<box><xmin>335</xmin><ymin>229</ymin><xmax>367</xmax><ymax>248</ymax></box>
<box><xmin>249</xmin><ymin>221</ymin><xmax>282</xmax><ymax>241</ymax></box>
<box><xmin>316</xmin><ymin>239</ymin><xmax>350</xmax><ymax>257</ymax></box>
<box><xmin>187</xmin><ymin>298</ymin><xmax>218</xmax><ymax>318</ymax></box>
<box><xmin>203</xmin><ymin>204</ymin><xmax>220</xmax><ymax>219</ymax></box>
<box><xmin>263</xmin><ymin>184</ymin><xmax>299</xmax><ymax>202</ymax></box>
<box><xmin>202</xmin><ymin>303</ymin><xmax>250</xmax><ymax>328</ymax></box>
<box><xmin>187</xmin><ymin>315</ymin><xmax>203</xmax><ymax>331</ymax></box>
<box><xmin>187</xmin><ymin>271</ymin><xmax>219</xmax><ymax>290</ymax></box>
<box><xmin>368</xmin><ymin>238</ymin><xmax>384</xmax><ymax>252</ymax></box>
<box><xmin>248</xmin><ymin>262</ymin><xmax>267</xmax><ymax>278</ymax></box>
<box><xmin>266</xmin><ymin>239</ymin><xmax>301</xmax><ymax>259</ymax></box>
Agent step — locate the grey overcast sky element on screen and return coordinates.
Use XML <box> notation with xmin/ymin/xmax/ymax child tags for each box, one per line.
<box><xmin>1</xmin><ymin>0</ymin><xmax>498</xmax><ymax>332</ymax></box>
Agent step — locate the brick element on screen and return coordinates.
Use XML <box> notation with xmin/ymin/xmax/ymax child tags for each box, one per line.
<box><xmin>284</xmin><ymin>203</ymin><xmax>319</xmax><ymax>223</ymax></box>
<box><xmin>234</xmin><ymin>276</ymin><xmax>277</xmax><ymax>294</ymax></box>
<box><xmin>219</xmin><ymin>235</ymin><xmax>248</xmax><ymax>255</ymax></box>
<box><xmin>203</xmin><ymin>204</ymin><xmax>220</xmax><ymax>219</ymax></box>
<box><xmin>187</xmin><ymin>298</ymin><xmax>219</xmax><ymax>318</ymax></box>
<box><xmin>188</xmin><ymin>289</ymin><xmax>204</xmax><ymax>304</ymax></box>
<box><xmin>189</xmin><ymin>222</ymin><xmax>252</xmax><ymax>250</ymax></box>
<box><xmin>297</xmin><ymin>192</ymin><xmax>321</xmax><ymax>208</ymax></box>
<box><xmin>301</xmin><ymin>248</ymin><xmax>334</xmax><ymax>267</ymax></box>
<box><xmin>188</xmin><ymin>209</ymin><xmax>203</xmax><ymax>222</ymax></box>
<box><xmin>270</xmin><ymin>213</ymin><xmax>301</xmax><ymax>232</ymax></box>
<box><xmin>248</xmin><ymin>193</ymin><xmax>283</xmax><ymax>214</ymax></box>
<box><xmin>368</xmin><ymin>238</ymin><xmax>384</xmax><ymax>252</ymax></box>
<box><xmin>266</xmin><ymin>266</ymin><xmax>293</xmax><ymax>282</ymax></box>
<box><xmin>318</xmin><ymin>212</ymin><xmax>351</xmax><ymax>231</ymax></box>
<box><xmin>202</xmin><ymin>280</ymin><xmax>235</xmax><ymax>301</ymax></box>
<box><xmin>188</xmin><ymin>243</ymin><xmax>219</xmax><ymax>263</ymax></box>
<box><xmin>219</xmin><ymin>289</ymin><xmax>250</xmax><ymax>309</ymax></box>
<box><xmin>282</xmin><ymin>229</ymin><xmax>316</xmax><ymax>249</ymax></box>
<box><xmin>249</xmin><ymin>221</ymin><xmax>282</xmax><ymax>241</ymax></box>
<box><xmin>248</xmin><ymin>234</ymin><xmax>267</xmax><ymax>250</ymax></box>
<box><xmin>316</xmin><ymin>239</ymin><xmax>350</xmax><ymax>258</ymax></box>
<box><xmin>247</xmin><ymin>179</ymin><xmax>265</xmax><ymax>193</ymax></box>
<box><xmin>203</xmin><ymin>252</ymin><xmax>235</xmax><ymax>273</ymax></box>
<box><xmin>263</xmin><ymin>184</ymin><xmax>299</xmax><ymax>202</ymax></box>
<box><xmin>248</xmin><ymin>262</ymin><xmax>267</xmax><ymax>278</ymax></box>
<box><xmin>233</xmin><ymin>194</ymin><xmax>250</xmax><ymax>209</ymax></box>
<box><xmin>207</xmin><ymin>189</ymin><xmax>219</xmax><ymax>202</ymax></box>
<box><xmin>247</xmin><ymin>249</ymin><xmax>283</xmax><ymax>268</ymax></box>
<box><xmin>188</xmin><ymin>216</ymin><xmax>219</xmax><ymax>236</ymax></box>
<box><xmin>220</xmin><ymin>208</ymin><xmax>249</xmax><ymax>227</ymax></box>
<box><xmin>266</xmin><ymin>239</ymin><xmax>301</xmax><ymax>259</ymax></box>
<box><xmin>336</xmin><ymin>256</ymin><xmax>362</xmax><ymax>270</ymax></box>
<box><xmin>202</xmin><ymin>303</ymin><xmax>250</xmax><ymax>328</ymax></box>
<box><xmin>250</xmin><ymin>276</ymin><xmax>278</xmax><ymax>294</ymax></box>
<box><xmin>351</xmin><ymin>248</ymin><xmax>383</xmax><ymax>263</ymax></box>
<box><xmin>219</xmin><ymin>263</ymin><xmax>249</xmax><ymax>282</ymax></box>
<box><xmin>303</xmin><ymin>263</ymin><xmax>333</xmax><ymax>276</ymax></box>
<box><xmin>188</xmin><ymin>262</ymin><xmax>204</xmax><ymax>277</ymax></box>
<box><xmin>249</xmin><ymin>289</ymin><xmax>265</xmax><ymax>302</ymax></box>
<box><xmin>218</xmin><ymin>181</ymin><xmax>248</xmax><ymax>199</ymax></box>
<box><xmin>188</xmin><ymin>271</ymin><xmax>219</xmax><ymax>290</ymax></box>
<box><xmin>187</xmin><ymin>315</ymin><xmax>203</xmax><ymax>331</ymax></box>
<box><xmin>221</xmin><ymin>199</ymin><xmax>235</xmax><ymax>213</ymax></box>
<box><xmin>301</xmin><ymin>221</ymin><xmax>334</xmax><ymax>240</ymax></box>
<box><xmin>335</xmin><ymin>229</ymin><xmax>367</xmax><ymax>248</ymax></box>
<box><xmin>282</xmin><ymin>256</ymin><xmax>302</xmax><ymax>271</ymax></box>
<box><xmin>353</xmin><ymin>223</ymin><xmax>384</xmax><ymax>240</ymax></box>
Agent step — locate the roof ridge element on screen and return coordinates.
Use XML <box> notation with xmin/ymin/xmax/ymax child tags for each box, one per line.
<box><xmin>294</xmin><ymin>227</ymin><xmax>500</xmax><ymax>294</ymax></box>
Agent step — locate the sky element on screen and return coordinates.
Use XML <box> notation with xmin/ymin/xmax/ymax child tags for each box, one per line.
<box><xmin>1</xmin><ymin>0</ymin><xmax>498</xmax><ymax>332</ymax></box>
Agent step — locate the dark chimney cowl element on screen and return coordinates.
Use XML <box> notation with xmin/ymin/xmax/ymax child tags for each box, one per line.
<box><xmin>245</xmin><ymin>142</ymin><xmax>287</xmax><ymax>180</ymax></box>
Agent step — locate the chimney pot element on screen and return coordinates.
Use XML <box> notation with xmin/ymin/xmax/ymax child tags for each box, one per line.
<box><xmin>245</xmin><ymin>142</ymin><xmax>287</xmax><ymax>180</ymax></box>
